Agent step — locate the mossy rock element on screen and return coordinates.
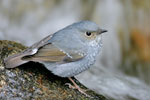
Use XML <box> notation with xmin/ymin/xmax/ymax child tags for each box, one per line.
<box><xmin>0</xmin><ymin>40</ymin><xmax>107</xmax><ymax>100</ymax></box>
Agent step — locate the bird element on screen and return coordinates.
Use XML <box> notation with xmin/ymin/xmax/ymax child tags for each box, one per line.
<box><xmin>4</xmin><ymin>21</ymin><xmax>107</xmax><ymax>97</ymax></box>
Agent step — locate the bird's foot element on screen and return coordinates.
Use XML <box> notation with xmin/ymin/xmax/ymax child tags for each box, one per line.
<box><xmin>65</xmin><ymin>78</ymin><xmax>92</xmax><ymax>98</ymax></box>
<box><xmin>65</xmin><ymin>83</ymin><xmax>89</xmax><ymax>96</ymax></box>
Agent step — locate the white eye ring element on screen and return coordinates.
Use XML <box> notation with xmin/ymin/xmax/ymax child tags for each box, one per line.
<box><xmin>86</xmin><ymin>32</ymin><xmax>91</xmax><ymax>36</ymax></box>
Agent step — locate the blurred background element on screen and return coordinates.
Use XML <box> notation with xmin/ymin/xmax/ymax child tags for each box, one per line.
<box><xmin>0</xmin><ymin>0</ymin><xmax>150</xmax><ymax>100</ymax></box>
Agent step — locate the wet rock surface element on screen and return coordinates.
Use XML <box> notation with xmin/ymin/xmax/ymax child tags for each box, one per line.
<box><xmin>0</xmin><ymin>40</ymin><xmax>107</xmax><ymax>100</ymax></box>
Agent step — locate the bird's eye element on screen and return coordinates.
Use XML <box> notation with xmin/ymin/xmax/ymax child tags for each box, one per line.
<box><xmin>86</xmin><ymin>32</ymin><xmax>91</xmax><ymax>36</ymax></box>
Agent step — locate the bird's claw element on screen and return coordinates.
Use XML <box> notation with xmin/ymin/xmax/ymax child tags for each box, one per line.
<box><xmin>65</xmin><ymin>83</ymin><xmax>76</xmax><ymax>89</ymax></box>
<box><xmin>65</xmin><ymin>83</ymin><xmax>92</xmax><ymax>98</ymax></box>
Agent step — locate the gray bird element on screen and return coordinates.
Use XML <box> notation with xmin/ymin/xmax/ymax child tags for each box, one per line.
<box><xmin>4</xmin><ymin>21</ymin><xmax>107</xmax><ymax>97</ymax></box>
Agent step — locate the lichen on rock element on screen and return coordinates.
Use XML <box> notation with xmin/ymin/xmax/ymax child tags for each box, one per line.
<box><xmin>0</xmin><ymin>40</ymin><xmax>107</xmax><ymax>100</ymax></box>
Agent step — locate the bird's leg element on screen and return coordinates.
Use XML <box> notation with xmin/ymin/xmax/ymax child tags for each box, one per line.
<box><xmin>65</xmin><ymin>77</ymin><xmax>91</xmax><ymax>97</ymax></box>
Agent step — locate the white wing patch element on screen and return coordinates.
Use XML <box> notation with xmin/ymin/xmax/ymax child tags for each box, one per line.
<box><xmin>59</xmin><ymin>48</ymin><xmax>73</xmax><ymax>59</ymax></box>
<box><xmin>31</xmin><ymin>48</ymin><xmax>38</xmax><ymax>54</ymax></box>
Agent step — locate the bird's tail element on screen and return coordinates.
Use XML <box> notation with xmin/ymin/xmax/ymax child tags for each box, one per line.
<box><xmin>4</xmin><ymin>53</ymin><xmax>28</xmax><ymax>68</ymax></box>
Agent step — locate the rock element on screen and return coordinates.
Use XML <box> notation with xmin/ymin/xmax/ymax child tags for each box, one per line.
<box><xmin>0</xmin><ymin>40</ymin><xmax>107</xmax><ymax>100</ymax></box>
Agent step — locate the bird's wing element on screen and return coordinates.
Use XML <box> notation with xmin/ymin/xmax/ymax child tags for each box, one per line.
<box><xmin>22</xmin><ymin>43</ymin><xmax>84</xmax><ymax>63</ymax></box>
<box><xmin>4</xmin><ymin>34</ymin><xmax>53</xmax><ymax>68</ymax></box>
<box><xmin>5</xmin><ymin>33</ymin><xmax>84</xmax><ymax>69</ymax></box>
<box><xmin>20</xmin><ymin>34</ymin><xmax>84</xmax><ymax>62</ymax></box>
<box><xmin>22</xmin><ymin>34</ymin><xmax>53</xmax><ymax>55</ymax></box>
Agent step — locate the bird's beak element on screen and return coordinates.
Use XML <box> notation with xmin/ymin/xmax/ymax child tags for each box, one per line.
<box><xmin>100</xmin><ymin>29</ymin><xmax>107</xmax><ymax>34</ymax></box>
<box><xmin>98</xmin><ymin>29</ymin><xmax>107</xmax><ymax>35</ymax></box>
